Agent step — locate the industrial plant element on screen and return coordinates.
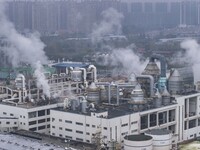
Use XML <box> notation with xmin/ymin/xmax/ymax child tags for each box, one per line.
<box><xmin>0</xmin><ymin>53</ymin><xmax>199</xmax><ymax>150</ymax></box>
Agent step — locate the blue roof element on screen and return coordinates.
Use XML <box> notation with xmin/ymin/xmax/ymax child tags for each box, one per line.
<box><xmin>52</xmin><ymin>62</ymin><xmax>90</xmax><ymax>69</ymax></box>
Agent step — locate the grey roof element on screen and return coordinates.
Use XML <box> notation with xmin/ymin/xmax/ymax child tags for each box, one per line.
<box><xmin>124</xmin><ymin>134</ymin><xmax>152</xmax><ymax>141</ymax></box>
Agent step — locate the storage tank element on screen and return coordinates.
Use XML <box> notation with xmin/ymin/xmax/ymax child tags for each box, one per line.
<box><xmin>145</xmin><ymin>129</ymin><xmax>172</xmax><ymax>150</ymax></box>
<box><xmin>87</xmin><ymin>82</ymin><xmax>100</xmax><ymax>104</ymax></box>
<box><xmin>162</xmin><ymin>87</ymin><xmax>171</xmax><ymax>106</ymax></box>
<box><xmin>124</xmin><ymin>134</ymin><xmax>153</xmax><ymax>150</ymax></box>
<box><xmin>153</xmin><ymin>89</ymin><xmax>162</xmax><ymax>108</ymax></box>
<box><xmin>168</xmin><ymin>69</ymin><xmax>183</xmax><ymax>95</ymax></box>
<box><xmin>131</xmin><ymin>84</ymin><xmax>145</xmax><ymax>104</ymax></box>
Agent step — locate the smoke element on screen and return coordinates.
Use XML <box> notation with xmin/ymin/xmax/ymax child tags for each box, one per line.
<box><xmin>91</xmin><ymin>8</ymin><xmax>146</xmax><ymax>76</ymax></box>
<box><xmin>180</xmin><ymin>39</ymin><xmax>200</xmax><ymax>82</ymax></box>
<box><xmin>103</xmin><ymin>46</ymin><xmax>147</xmax><ymax>76</ymax></box>
<box><xmin>0</xmin><ymin>2</ymin><xmax>50</xmax><ymax>97</ymax></box>
<box><xmin>91</xmin><ymin>7</ymin><xmax>124</xmax><ymax>44</ymax></box>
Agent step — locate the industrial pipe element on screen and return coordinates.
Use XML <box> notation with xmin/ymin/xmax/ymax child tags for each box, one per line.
<box><xmin>150</xmin><ymin>54</ymin><xmax>166</xmax><ymax>77</ymax></box>
<box><xmin>79</xmin><ymin>68</ymin><xmax>88</xmax><ymax>87</ymax></box>
<box><xmin>136</xmin><ymin>75</ymin><xmax>154</xmax><ymax>97</ymax></box>
<box><xmin>88</xmin><ymin>65</ymin><xmax>97</xmax><ymax>82</ymax></box>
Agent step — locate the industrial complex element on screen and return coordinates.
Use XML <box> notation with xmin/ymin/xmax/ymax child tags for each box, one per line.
<box><xmin>0</xmin><ymin>55</ymin><xmax>199</xmax><ymax>150</ymax></box>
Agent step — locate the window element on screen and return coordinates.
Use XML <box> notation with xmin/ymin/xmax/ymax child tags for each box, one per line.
<box><xmin>65</xmin><ymin>120</ymin><xmax>72</xmax><ymax>124</ymax></box>
<box><xmin>65</xmin><ymin>136</ymin><xmax>72</xmax><ymax>139</ymax></box>
<box><xmin>14</xmin><ymin>122</ymin><xmax>17</xmax><ymax>125</ymax></box>
<box><xmin>28</xmin><ymin>112</ymin><xmax>36</xmax><ymax>118</ymax></box>
<box><xmin>38</xmin><ymin>119</ymin><xmax>45</xmax><ymax>124</ymax></box>
<box><xmin>59</xmin><ymin>119</ymin><xmax>62</xmax><ymax>122</ymax></box>
<box><xmin>76</xmin><ymin>122</ymin><xmax>83</xmax><ymax>126</ymax></box>
<box><xmin>65</xmin><ymin>128</ymin><xmax>72</xmax><ymax>132</ymax></box>
<box><xmin>131</xmin><ymin>121</ymin><xmax>137</xmax><ymax>125</ymax></box>
<box><xmin>38</xmin><ymin>125</ymin><xmax>46</xmax><ymax>130</ymax></box>
<box><xmin>86</xmin><ymin>132</ymin><xmax>90</xmax><ymax>135</ymax></box>
<box><xmin>38</xmin><ymin>110</ymin><xmax>45</xmax><ymax>117</ymax></box>
<box><xmin>86</xmin><ymin>124</ymin><xmax>89</xmax><ymax>127</ymax></box>
<box><xmin>52</xmin><ymin>133</ymin><xmax>55</xmax><ymax>136</ymax></box>
<box><xmin>29</xmin><ymin>127</ymin><xmax>37</xmax><ymax>131</ymax></box>
<box><xmin>23</xmin><ymin>123</ymin><xmax>25</xmax><ymax>125</ymax></box>
<box><xmin>29</xmin><ymin>121</ymin><xmax>36</xmax><ymax>125</ymax></box>
<box><xmin>131</xmin><ymin>129</ymin><xmax>137</xmax><ymax>133</ymax></box>
<box><xmin>121</xmin><ymin>132</ymin><xmax>128</xmax><ymax>136</ymax></box>
<box><xmin>52</xmin><ymin>118</ymin><xmax>55</xmax><ymax>122</ymax></box>
<box><xmin>0</xmin><ymin>122</ymin><xmax>1</xmax><ymax>124</ymax></box>
<box><xmin>10</xmin><ymin>113</ymin><xmax>14</xmax><ymax>116</ymax></box>
<box><xmin>76</xmin><ymin>130</ymin><xmax>83</xmax><ymax>134</ymax></box>
<box><xmin>86</xmin><ymin>140</ymin><xmax>90</xmax><ymax>143</ymax></box>
<box><xmin>47</xmin><ymin>109</ymin><xmax>50</xmax><ymax>115</ymax></box>
<box><xmin>6</xmin><ymin>122</ymin><xmax>10</xmax><ymax>124</ymax></box>
<box><xmin>76</xmin><ymin>138</ymin><xmax>83</xmax><ymax>141</ymax></box>
<box><xmin>121</xmin><ymin>123</ymin><xmax>128</xmax><ymax>127</ymax></box>
<box><xmin>23</xmin><ymin>116</ymin><xmax>25</xmax><ymax>118</ymax></box>
<box><xmin>52</xmin><ymin>126</ymin><xmax>55</xmax><ymax>128</ymax></box>
<box><xmin>20</xmin><ymin>115</ymin><xmax>22</xmax><ymax>118</ymax></box>
<box><xmin>59</xmin><ymin>127</ymin><xmax>63</xmax><ymax>130</ymax></box>
<box><xmin>103</xmin><ymin>127</ymin><xmax>107</xmax><ymax>130</ymax></box>
<box><xmin>3</xmin><ymin>112</ymin><xmax>6</xmax><ymax>115</ymax></box>
<box><xmin>59</xmin><ymin>134</ymin><xmax>62</xmax><ymax>137</ymax></box>
<box><xmin>47</xmin><ymin>125</ymin><xmax>50</xmax><ymax>128</ymax></box>
<box><xmin>92</xmin><ymin>125</ymin><xmax>96</xmax><ymax>128</ymax></box>
<box><xmin>47</xmin><ymin>118</ymin><xmax>50</xmax><ymax>122</ymax></box>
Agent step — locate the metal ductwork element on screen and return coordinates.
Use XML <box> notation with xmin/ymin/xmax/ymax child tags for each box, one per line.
<box><xmin>150</xmin><ymin>54</ymin><xmax>166</xmax><ymax>78</ymax></box>
<box><xmin>136</xmin><ymin>75</ymin><xmax>154</xmax><ymax>97</ymax></box>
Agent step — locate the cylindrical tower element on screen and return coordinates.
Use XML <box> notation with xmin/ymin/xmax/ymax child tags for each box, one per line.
<box><xmin>145</xmin><ymin>129</ymin><xmax>172</xmax><ymax>150</ymax></box>
<box><xmin>87</xmin><ymin>82</ymin><xmax>100</xmax><ymax>104</ymax></box>
<box><xmin>168</xmin><ymin>69</ymin><xmax>183</xmax><ymax>95</ymax></box>
<box><xmin>124</xmin><ymin>134</ymin><xmax>153</xmax><ymax>150</ymax></box>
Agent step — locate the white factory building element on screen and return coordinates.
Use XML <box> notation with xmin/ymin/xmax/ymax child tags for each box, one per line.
<box><xmin>49</xmin><ymin>91</ymin><xmax>200</xmax><ymax>149</ymax></box>
<box><xmin>0</xmin><ymin>59</ymin><xmax>199</xmax><ymax>150</ymax></box>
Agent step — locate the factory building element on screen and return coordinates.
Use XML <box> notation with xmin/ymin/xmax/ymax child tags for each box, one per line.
<box><xmin>0</xmin><ymin>57</ymin><xmax>198</xmax><ymax>149</ymax></box>
<box><xmin>0</xmin><ymin>62</ymin><xmax>97</xmax><ymax>134</ymax></box>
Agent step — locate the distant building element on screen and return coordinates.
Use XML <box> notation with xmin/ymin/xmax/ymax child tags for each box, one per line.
<box><xmin>4</xmin><ymin>0</ymin><xmax>200</xmax><ymax>35</ymax></box>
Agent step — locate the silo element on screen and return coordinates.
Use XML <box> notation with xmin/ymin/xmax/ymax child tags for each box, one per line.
<box><xmin>145</xmin><ymin>129</ymin><xmax>172</xmax><ymax>150</ymax></box>
<box><xmin>153</xmin><ymin>89</ymin><xmax>162</xmax><ymax>108</ymax></box>
<box><xmin>124</xmin><ymin>134</ymin><xmax>153</xmax><ymax>150</ymax></box>
<box><xmin>162</xmin><ymin>87</ymin><xmax>171</xmax><ymax>105</ymax></box>
<box><xmin>168</xmin><ymin>69</ymin><xmax>183</xmax><ymax>95</ymax></box>
<box><xmin>87</xmin><ymin>82</ymin><xmax>100</xmax><ymax>104</ymax></box>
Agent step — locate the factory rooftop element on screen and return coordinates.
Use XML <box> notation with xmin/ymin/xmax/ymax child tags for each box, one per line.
<box><xmin>53</xmin><ymin>102</ymin><xmax>177</xmax><ymax>119</ymax></box>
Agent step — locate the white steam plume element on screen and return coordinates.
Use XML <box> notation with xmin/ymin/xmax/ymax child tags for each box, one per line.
<box><xmin>91</xmin><ymin>7</ymin><xmax>124</xmax><ymax>44</ymax></box>
<box><xmin>0</xmin><ymin>2</ymin><xmax>50</xmax><ymax>97</ymax></box>
<box><xmin>180</xmin><ymin>39</ymin><xmax>200</xmax><ymax>82</ymax></box>
<box><xmin>103</xmin><ymin>47</ymin><xmax>147</xmax><ymax>76</ymax></box>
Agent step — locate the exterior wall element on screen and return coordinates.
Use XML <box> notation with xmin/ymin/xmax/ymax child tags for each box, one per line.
<box><xmin>50</xmin><ymin>109</ymin><xmax>140</xmax><ymax>145</ymax></box>
<box><xmin>176</xmin><ymin>93</ymin><xmax>200</xmax><ymax>142</ymax></box>
<box><xmin>124</xmin><ymin>138</ymin><xmax>153</xmax><ymax>150</ymax></box>
<box><xmin>50</xmin><ymin>104</ymin><xmax>177</xmax><ymax>146</ymax></box>
<box><xmin>0</xmin><ymin>103</ymin><xmax>59</xmax><ymax>134</ymax></box>
<box><xmin>0</xmin><ymin>118</ymin><xmax>18</xmax><ymax>132</ymax></box>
